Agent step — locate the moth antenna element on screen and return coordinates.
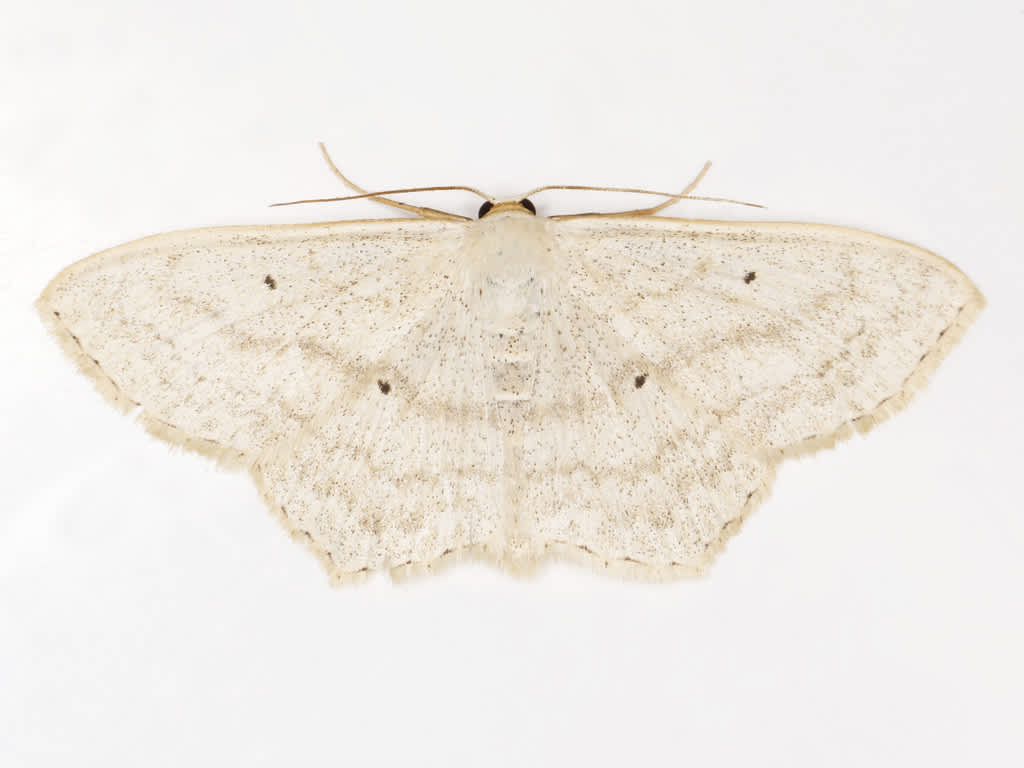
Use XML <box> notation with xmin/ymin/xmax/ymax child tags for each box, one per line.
<box><xmin>270</xmin><ymin>185</ymin><xmax>492</xmax><ymax>214</ymax></box>
<box><xmin>524</xmin><ymin>162</ymin><xmax>764</xmax><ymax>216</ymax></box>
<box><xmin>318</xmin><ymin>143</ymin><xmax>469</xmax><ymax>222</ymax></box>
<box><xmin>645</xmin><ymin>161</ymin><xmax>712</xmax><ymax>215</ymax></box>
<box><xmin>630</xmin><ymin>193</ymin><xmax>765</xmax><ymax>214</ymax></box>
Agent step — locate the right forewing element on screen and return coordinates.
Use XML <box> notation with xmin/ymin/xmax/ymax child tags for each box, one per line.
<box><xmin>556</xmin><ymin>217</ymin><xmax>983</xmax><ymax>455</ymax></box>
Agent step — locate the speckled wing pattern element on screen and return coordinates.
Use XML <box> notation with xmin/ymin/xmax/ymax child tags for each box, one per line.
<box><xmin>557</xmin><ymin>217</ymin><xmax>983</xmax><ymax>455</ymax></box>
<box><xmin>38</xmin><ymin>210</ymin><xmax>982</xmax><ymax>583</ymax></box>
<box><xmin>253</xmin><ymin>252</ymin><xmax>770</xmax><ymax>576</ymax></box>
<box><xmin>38</xmin><ymin>220</ymin><xmax>465</xmax><ymax>459</ymax></box>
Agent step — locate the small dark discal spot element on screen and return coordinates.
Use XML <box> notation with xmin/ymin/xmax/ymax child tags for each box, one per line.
<box><xmin>634</xmin><ymin>373</ymin><xmax>647</xmax><ymax>389</ymax></box>
<box><xmin>744</xmin><ymin>271</ymin><xmax>756</xmax><ymax>284</ymax></box>
<box><xmin>377</xmin><ymin>379</ymin><xmax>391</xmax><ymax>394</ymax></box>
<box><xmin>264</xmin><ymin>274</ymin><xmax>277</xmax><ymax>289</ymax></box>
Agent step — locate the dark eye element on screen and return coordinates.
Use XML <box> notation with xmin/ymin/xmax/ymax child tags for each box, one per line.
<box><xmin>519</xmin><ymin>198</ymin><xmax>536</xmax><ymax>214</ymax></box>
<box><xmin>478</xmin><ymin>201</ymin><xmax>494</xmax><ymax>218</ymax></box>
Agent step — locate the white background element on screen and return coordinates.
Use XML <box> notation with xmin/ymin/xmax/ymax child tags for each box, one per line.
<box><xmin>2</xmin><ymin>1</ymin><xmax>1021</xmax><ymax>766</ymax></box>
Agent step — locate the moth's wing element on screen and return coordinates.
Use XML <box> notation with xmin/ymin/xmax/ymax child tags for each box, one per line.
<box><xmin>555</xmin><ymin>217</ymin><xmax>983</xmax><ymax>454</ymax></box>
<box><xmin>252</xmin><ymin>228</ymin><xmax>772</xmax><ymax>580</ymax></box>
<box><xmin>516</xmin><ymin>295</ymin><xmax>772</xmax><ymax>575</ymax></box>
<box><xmin>38</xmin><ymin>219</ymin><xmax>467</xmax><ymax>464</ymax></box>
<box><xmin>253</xmin><ymin>259</ymin><xmax>507</xmax><ymax>581</ymax></box>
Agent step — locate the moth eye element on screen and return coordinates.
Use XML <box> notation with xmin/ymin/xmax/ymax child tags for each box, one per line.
<box><xmin>477</xmin><ymin>201</ymin><xmax>494</xmax><ymax>218</ymax></box>
<box><xmin>519</xmin><ymin>198</ymin><xmax>536</xmax><ymax>214</ymax></box>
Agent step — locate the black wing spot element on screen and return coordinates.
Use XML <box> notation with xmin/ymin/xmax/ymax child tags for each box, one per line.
<box><xmin>264</xmin><ymin>274</ymin><xmax>277</xmax><ymax>289</ymax></box>
<box><xmin>478</xmin><ymin>201</ymin><xmax>494</xmax><ymax>218</ymax></box>
<box><xmin>519</xmin><ymin>198</ymin><xmax>536</xmax><ymax>214</ymax></box>
<box><xmin>634</xmin><ymin>373</ymin><xmax>647</xmax><ymax>389</ymax></box>
<box><xmin>744</xmin><ymin>271</ymin><xmax>756</xmax><ymax>284</ymax></box>
<box><xmin>377</xmin><ymin>379</ymin><xmax>391</xmax><ymax>394</ymax></box>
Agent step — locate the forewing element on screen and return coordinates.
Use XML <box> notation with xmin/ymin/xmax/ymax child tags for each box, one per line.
<box><xmin>556</xmin><ymin>217</ymin><xmax>983</xmax><ymax>454</ymax></box>
<box><xmin>38</xmin><ymin>219</ymin><xmax>466</xmax><ymax>462</ymax></box>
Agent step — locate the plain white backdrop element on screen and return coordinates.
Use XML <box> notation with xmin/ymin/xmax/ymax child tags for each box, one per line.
<box><xmin>2</xmin><ymin>1</ymin><xmax>1021</xmax><ymax>766</ymax></box>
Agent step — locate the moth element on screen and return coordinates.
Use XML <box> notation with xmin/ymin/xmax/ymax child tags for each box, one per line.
<box><xmin>38</xmin><ymin>147</ymin><xmax>984</xmax><ymax>583</ymax></box>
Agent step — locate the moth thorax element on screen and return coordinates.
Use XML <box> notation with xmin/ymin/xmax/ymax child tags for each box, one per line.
<box><xmin>463</xmin><ymin>211</ymin><xmax>555</xmax><ymax>311</ymax></box>
<box><xmin>470</xmin><ymin>239</ymin><xmax>550</xmax><ymax>402</ymax></box>
<box><xmin>472</xmin><ymin>260</ymin><xmax>544</xmax><ymax>402</ymax></box>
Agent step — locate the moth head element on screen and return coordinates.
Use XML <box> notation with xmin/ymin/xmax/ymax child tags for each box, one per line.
<box><xmin>478</xmin><ymin>198</ymin><xmax>537</xmax><ymax>219</ymax></box>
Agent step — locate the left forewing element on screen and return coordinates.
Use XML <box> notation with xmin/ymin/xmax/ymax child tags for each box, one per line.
<box><xmin>38</xmin><ymin>219</ymin><xmax>465</xmax><ymax>463</ymax></box>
